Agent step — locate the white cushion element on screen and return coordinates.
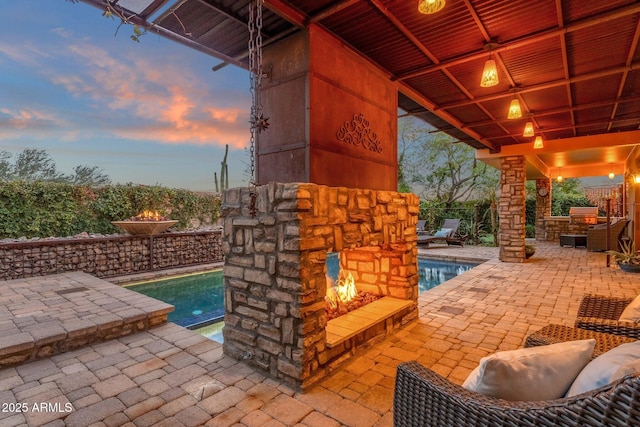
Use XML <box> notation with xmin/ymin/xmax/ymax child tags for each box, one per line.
<box><xmin>462</xmin><ymin>339</ymin><xmax>595</xmax><ymax>401</ymax></box>
<box><xmin>618</xmin><ymin>295</ymin><xmax>640</xmax><ymax>323</ymax></box>
<box><xmin>434</xmin><ymin>228</ymin><xmax>451</xmax><ymax>238</ymax></box>
<box><xmin>566</xmin><ymin>340</ymin><xmax>640</xmax><ymax>397</ymax></box>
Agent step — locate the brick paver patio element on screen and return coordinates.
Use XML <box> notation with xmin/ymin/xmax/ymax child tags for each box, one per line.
<box><xmin>1</xmin><ymin>241</ymin><xmax>638</xmax><ymax>426</ymax></box>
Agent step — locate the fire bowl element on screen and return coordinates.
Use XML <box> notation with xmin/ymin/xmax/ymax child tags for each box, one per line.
<box><xmin>111</xmin><ymin>220</ymin><xmax>178</xmax><ymax>235</ymax></box>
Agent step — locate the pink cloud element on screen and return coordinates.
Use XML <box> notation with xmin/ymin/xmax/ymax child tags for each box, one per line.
<box><xmin>49</xmin><ymin>40</ymin><xmax>251</xmax><ymax>149</ymax></box>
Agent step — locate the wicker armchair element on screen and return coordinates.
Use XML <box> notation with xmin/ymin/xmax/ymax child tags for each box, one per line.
<box><xmin>394</xmin><ymin>360</ymin><xmax>640</xmax><ymax>427</ymax></box>
<box><xmin>586</xmin><ymin>218</ymin><xmax>629</xmax><ymax>251</ymax></box>
<box><xmin>575</xmin><ymin>294</ymin><xmax>640</xmax><ymax>339</ymax></box>
<box><xmin>525</xmin><ymin>323</ymin><xmax>636</xmax><ymax>358</ymax></box>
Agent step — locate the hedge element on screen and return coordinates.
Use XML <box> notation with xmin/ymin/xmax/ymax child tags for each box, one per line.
<box><xmin>0</xmin><ymin>181</ymin><xmax>221</xmax><ymax>239</ymax></box>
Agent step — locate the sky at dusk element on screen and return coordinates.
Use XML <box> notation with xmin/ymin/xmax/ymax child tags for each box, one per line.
<box><xmin>0</xmin><ymin>0</ymin><xmax>251</xmax><ymax>192</ymax></box>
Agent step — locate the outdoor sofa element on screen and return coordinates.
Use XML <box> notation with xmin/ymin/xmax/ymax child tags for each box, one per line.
<box><xmin>586</xmin><ymin>218</ymin><xmax>629</xmax><ymax>251</ymax></box>
<box><xmin>394</xmin><ymin>359</ymin><xmax>640</xmax><ymax>427</ymax></box>
<box><xmin>394</xmin><ymin>323</ymin><xmax>640</xmax><ymax>427</ymax></box>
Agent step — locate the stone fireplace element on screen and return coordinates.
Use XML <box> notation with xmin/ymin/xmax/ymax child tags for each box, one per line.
<box><xmin>222</xmin><ymin>182</ymin><xmax>419</xmax><ymax>390</ymax></box>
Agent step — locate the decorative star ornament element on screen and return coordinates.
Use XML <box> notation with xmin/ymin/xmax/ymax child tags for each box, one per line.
<box><xmin>252</xmin><ymin>114</ymin><xmax>270</xmax><ymax>133</ymax></box>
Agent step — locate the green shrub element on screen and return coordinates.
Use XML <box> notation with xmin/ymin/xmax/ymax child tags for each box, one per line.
<box><xmin>0</xmin><ymin>181</ymin><xmax>221</xmax><ymax>239</ymax></box>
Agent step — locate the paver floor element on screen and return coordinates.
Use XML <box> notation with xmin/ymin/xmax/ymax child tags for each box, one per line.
<box><xmin>1</xmin><ymin>241</ymin><xmax>639</xmax><ymax>426</ymax></box>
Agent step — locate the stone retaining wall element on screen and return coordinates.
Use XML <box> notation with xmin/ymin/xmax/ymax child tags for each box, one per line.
<box><xmin>0</xmin><ymin>230</ymin><xmax>223</xmax><ymax>280</ymax></box>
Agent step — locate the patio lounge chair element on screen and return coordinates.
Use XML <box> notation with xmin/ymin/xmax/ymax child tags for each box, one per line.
<box><xmin>586</xmin><ymin>218</ymin><xmax>629</xmax><ymax>252</ymax></box>
<box><xmin>417</xmin><ymin>218</ymin><xmax>466</xmax><ymax>246</ymax></box>
<box><xmin>574</xmin><ymin>294</ymin><xmax>640</xmax><ymax>339</ymax></box>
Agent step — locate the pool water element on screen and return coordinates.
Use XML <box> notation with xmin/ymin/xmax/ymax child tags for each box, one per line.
<box><xmin>126</xmin><ymin>271</ymin><xmax>224</xmax><ymax>328</ymax></box>
<box><xmin>126</xmin><ymin>257</ymin><xmax>479</xmax><ymax>332</ymax></box>
<box><xmin>325</xmin><ymin>252</ymin><xmax>478</xmax><ymax>293</ymax></box>
<box><xmin>418</xmin><ymin>259</ymin><xmax>479</xmax><ymax>293</ymax></box>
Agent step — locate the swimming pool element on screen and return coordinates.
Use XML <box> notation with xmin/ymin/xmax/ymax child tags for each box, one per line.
<box><xmin>126</xmin><ymin>271</ymin><xmax>224</xmax><ymax>328</ymax></box>
<box><xmin>126</xmin><ymin>257</ymin><xmax>479</xmax><ymax>330</ymax></box>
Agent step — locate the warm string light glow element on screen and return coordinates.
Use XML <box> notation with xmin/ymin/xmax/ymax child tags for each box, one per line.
<box><xmin>418</xmin><ymin>0</ymin><xmax>445</xmax><ymax>14</ymax></box>
<box><xmin>533</xmin><ymin>136</ymin><xmax>544</xmax><ymax>149</ymax></box>
<box><xmin>507</xmin><ymin>99</ymin><xmax>522</xmax><ymax>119</ymax></box>
<box><xmin>523</xmin><ymin>121</ymin><xmax>534</xmax><ymax>137</ymax></box>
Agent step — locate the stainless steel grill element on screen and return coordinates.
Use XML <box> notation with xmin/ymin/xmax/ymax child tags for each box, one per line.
<box><xmin>569</xmin><ymin>207</ymin><xmax>598</xmax><ymax>225</ymax></box>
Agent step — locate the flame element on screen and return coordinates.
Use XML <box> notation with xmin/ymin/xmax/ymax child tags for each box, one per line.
<box><xmin>137</xmin><ymin>210</ymin><xmax>161</xmax><ymax>221</ymax></box>
<box><xmin>325</xmin><ymin>272</ymin><xmax>358</xmax><ymax>308</ymax></box>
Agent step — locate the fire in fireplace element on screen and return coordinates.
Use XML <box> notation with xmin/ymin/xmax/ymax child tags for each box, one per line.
<box><xmin>325</xmin><ymin>271</ymin><xmax>382</xmax><ymax>320</ymax></box>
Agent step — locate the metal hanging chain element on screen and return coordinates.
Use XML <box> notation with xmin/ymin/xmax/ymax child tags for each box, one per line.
<box><xmin>248</xmin><ymin>0</ymin><xmax>267</xmax><ymax>217</ymax></box>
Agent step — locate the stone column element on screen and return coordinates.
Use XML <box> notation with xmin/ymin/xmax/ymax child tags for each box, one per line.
<box><xmin>498</xmin><ymin>156</ymin><xmax>526</xmax><ymax>262</ymax></box>
<box><xmin>535</xmin><ymin>178</ymin><xmax>552</xmax><ymax>240</ymax></box>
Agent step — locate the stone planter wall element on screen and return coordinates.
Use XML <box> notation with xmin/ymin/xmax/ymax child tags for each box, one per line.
<box><xmin>0</xmin><ymin>230</ymin><xmax>223</xmax><ymax>280</ymax></box>
<box><xmin>222</xmin><ymin>182</ymin><xmax>420</xmax><ymax>390</ymax></box>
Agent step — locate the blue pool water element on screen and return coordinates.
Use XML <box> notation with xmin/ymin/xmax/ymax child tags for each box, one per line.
<box><xmin>126</xmin><ymin>271</ymin><xmax>224</xmax><ymax>328</ymax></box>
<box><xmin>127</xmin><ymin>257</ymin><xmax>479</xmax><ymax>328</ymax></box>
<box><xmin>325</xmin><ymin>252</ymin><xmax>479</xmax><ymax>293</ymax></box>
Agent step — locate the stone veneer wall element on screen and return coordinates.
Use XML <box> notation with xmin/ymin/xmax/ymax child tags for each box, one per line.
<box><xmin>221</xmin><ymin>182</ymin><xmax>420</xmax><ymax>390</ymax></box>
<box><xmin>0</xmin><ymin>231</ymin><xmax>223</xmax><ymax>280</ymax></box>
<box><xmin>535</xmin><ymin>178</ymin><xmax>552</xmax><ymax>240</ymax></box>
<box><xmin>499</xmin><ymin>156</ymin><xmax>526</xmax><ymax>262</ymax></box>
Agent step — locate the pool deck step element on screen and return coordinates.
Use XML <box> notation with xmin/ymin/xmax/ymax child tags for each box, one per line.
<box><xmin>0</xmin><ymin>272</ymin><xmax>174</xmax><ymax>368</ymax></box>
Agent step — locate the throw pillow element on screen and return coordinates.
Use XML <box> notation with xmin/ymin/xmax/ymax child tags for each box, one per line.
<box><xmin>566</xmin><ymin>340</ymin><xmax>640</xmax><ymax>397</ymax></box>
<box><xmin>618</xmin><ymin>295</ymin><xmax>640</xmax><ymax>323</ymax></box>
<box><xmin>462</xmin><ymin>339</ymin><xmax>595</xmax><ymax>401</ymax></box>
<box><xmin>434</xmin><ymin>228</ymin><xmax>451</xmax><ymax>238</ymax></box>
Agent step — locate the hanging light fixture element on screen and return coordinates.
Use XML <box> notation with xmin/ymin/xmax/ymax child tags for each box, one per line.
<box><xmin>480</xmin><ymin>56</ymin><xmax>498</xmax><ymax>87</ymax></box>
<box><xmin>608</xmin><ymin>163</ymin><xmax>615</xmax><ymax>180</ymax></box>
<box><xmin>480</xmin><ymin>43</ymin><xmax>499</xmax><ymax>87</ymax></box>
<box><xmin>557</xmin><ymin>168</ymin><xmax>563</xmax><ymax>183</ymax></box>
<box><xmin>533</xmin><ymin>136</ymin><xmax>544</xmax><ymax>149</ymax></box>
<box><xmin>523</xmin><ymin>121</ymin><xmax>534</xmax><ymax>137</ymax></box>
<box><xmin>418</xmin><ymin>0</ymin><xmax>446</xmax><ymax>14</ymax></box>
<box><xmin>507</xmin><ymin>99</ymin><xmax>522</xmax><ymax>119</ymax></box>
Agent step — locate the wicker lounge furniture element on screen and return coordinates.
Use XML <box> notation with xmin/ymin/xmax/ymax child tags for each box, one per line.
<box><xmin>586</xmin><ymin>218</ymin><xmax>629</xmax><ymax>252</ymax></box>
<box><xmin>417</xmin><ymin>218</ymin><xmax>466</xmax><ymax>247</ymax></box>
<box><xmin>525</xmin><ymin>324</ymin><xmax>636</xmax><ymax>358</ymax></box>
<box><xmin>394</xmin><ymin>360</ymin><xmax>640</xmax><ymax>427</ymax></box>
<box><xmin>575</xmin><ymin>294</ymin><xmax>640</xmax><ymax>339</ymax></box>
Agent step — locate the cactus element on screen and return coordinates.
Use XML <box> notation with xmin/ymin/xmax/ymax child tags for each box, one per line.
<box><xmin>214</xmin><ymin>144</ymin><xmax>229</xmax><ymax>193</ymax></box>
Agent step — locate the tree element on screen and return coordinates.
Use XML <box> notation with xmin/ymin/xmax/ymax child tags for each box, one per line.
<box><xmin>0</xmin><ymin>148</ymin><xmax>111</xmax><ymax>186</ymax></box>
<box><xmin>12</xmin><ymin>148</ymin><xmax>64</xmax><ymax>182</ymax></box>
<box><xmin>398</xmin><ymin>117</ymin><xmax>499</xmax><ymax>208</ymax></box>
<box><xmin>70</xmin><ymin>165</ymin><xmax>111</xmax><ymax>186</ymax></box>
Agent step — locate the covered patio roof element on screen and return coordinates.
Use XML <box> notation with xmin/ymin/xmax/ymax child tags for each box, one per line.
<box><xmin>80</xmin><ymin>0</ymin><xmax>640</xmax><ymax>180</ymax></box>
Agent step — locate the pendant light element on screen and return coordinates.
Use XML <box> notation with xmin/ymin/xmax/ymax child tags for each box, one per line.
<box><xmin>557</xmin><ymin>168</ymin><xmax>563</xmax><ymax>183</ymax></box>
<box><xmin>523</xmin><ymin>121</ymin><xmax>534</xmax><ymax>137</ymax></box>
<box><xmin>480</xmin><ymin>43</ymin><xmax>499</xmax><ymax>87</ymax></box>
<box><xmin>480</xmin><ymin>56</ymin><xmax>498</xmax><ymax>87</ymax></box>
<box><xmin>533</xmin><ymin>136</ymin><xmax>544</xmax><ymax>149</ymax></box>
<box><xmin>418</xmin><ymin>0</ymin><xmax>445</xmax><ymax>14</ymax></box>
<box><xmin>507</xmin><ymin>99</ymin><xmax>522</xmax><ymax>119</ymax></box>
<box><xmin>609</xmin><ymin>163</ymin><xmax>614</xmax><ymax>180</ymax></box>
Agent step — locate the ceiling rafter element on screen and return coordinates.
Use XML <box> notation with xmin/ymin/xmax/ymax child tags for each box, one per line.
<box><xmin>554</xmin><ymin>0</ymin><xmax>576</xmax><ymax>137</ymax></box>
<box><xmin>394</xmin><ymin>2</ymin><xmax>640</xmax><ymax>82</ymax></box>
<box><xmin>437</xmin><ymin>62</ymin><xmax>640</xmax><ymax>111</ymax></box>
<box><xmin>608</xmin><ymin>18</ymin><xmax>640</xmax><ymax>132</ymax></box>
<box><xmin>463</xmin><ymin>95</ymin><xmax>640</xmax><ymax>129</ymax></box>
